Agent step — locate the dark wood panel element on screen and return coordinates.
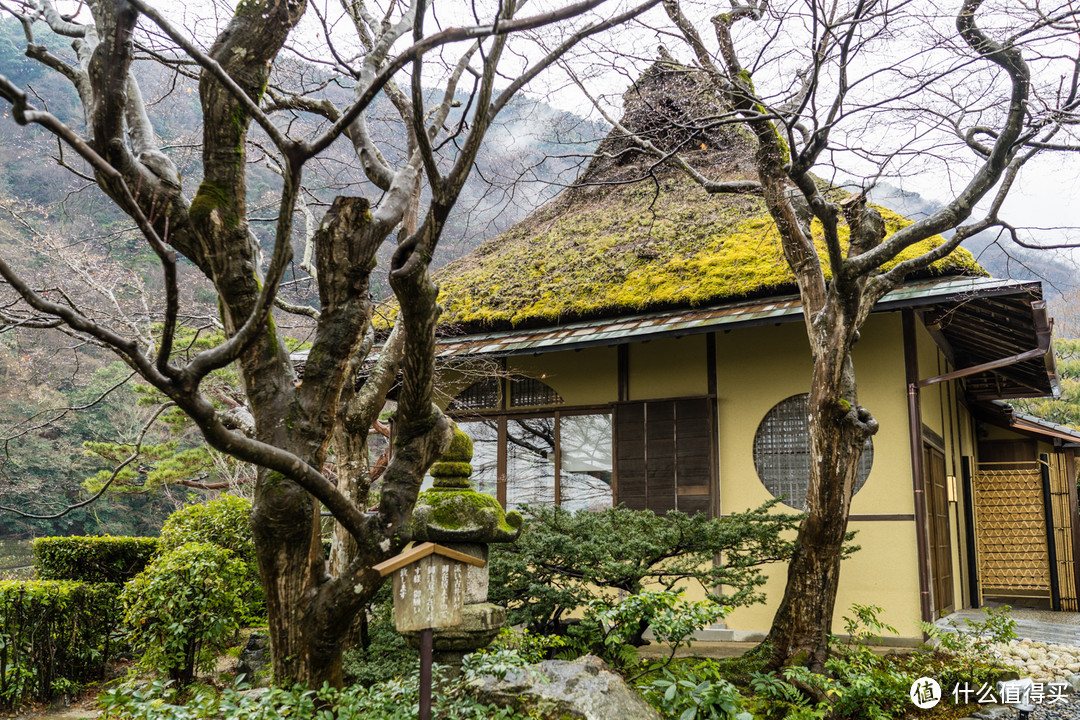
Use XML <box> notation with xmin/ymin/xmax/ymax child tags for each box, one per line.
<box><xmin>679</xmin><ymin>495</ymin><xmax>711</xmax><ymax>516</ymax></box>
<box><xmin>978</xmin><ymin>440</ymin><xmax>1037</xmax><ymax>469</ymax></box>
<box><xmin>615</xmin><ymin>397</ymin><xmax>716</xmax><ymax>516</ymax></box>
<box><xmin>646</xmin><ymin>401</ymin><xmax>676</xmax><ymax>513</ymax></box>
<box><xmin>615</xmin><ymin>402</ymin><xmax>647</xmax><ymax>510</ymax></box>
<box><xmin>675</xmin><ymin>398</ymin><xmax>712</xmax><ymax>491</ymax></box>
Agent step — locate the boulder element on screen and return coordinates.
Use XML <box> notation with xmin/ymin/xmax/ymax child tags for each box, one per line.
<box><xmin>469</xmin><ymin>655</ymin><xmax>661</xmax><ymax>720</ymax></box>
<box><xmin>234</xmin><ymin>631</ymin><xmax>271</xmax><ymax>682</ymax></box>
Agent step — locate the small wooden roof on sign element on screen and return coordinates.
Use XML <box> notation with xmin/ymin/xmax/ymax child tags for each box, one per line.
<box><xmin>372</xmin><ymin>542</ymin><xmax>486</xmax><ymax>577</ymax></box>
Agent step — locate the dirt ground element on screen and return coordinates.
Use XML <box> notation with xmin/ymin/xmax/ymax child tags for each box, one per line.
<box><xmin>10</xmin><ymin>694</ymin><xmax>100</xmax><ymax>720</ymax></box>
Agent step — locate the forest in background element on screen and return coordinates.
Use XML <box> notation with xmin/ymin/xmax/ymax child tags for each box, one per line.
<box><xmin>0</xmin><ymin>16</ymin><xmax>1076</xmax><ymax>540</ymax></box>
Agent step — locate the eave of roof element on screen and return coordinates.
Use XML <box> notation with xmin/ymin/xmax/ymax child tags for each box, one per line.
<box><xmin>435</xmin><ymin>274</ymin><xmax>1058</xmax><ymax>400</ymax></box>
<box><xmin>437</xmin><ymin>275</ymin><xmax>1025</xmax><ymax>357</ymax></box>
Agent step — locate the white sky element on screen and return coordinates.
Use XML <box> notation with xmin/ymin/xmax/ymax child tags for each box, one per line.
<box><xmin>37</xmin><ymin>0</ymin><xmax>1080</xmax><ymax>262</ymax></box>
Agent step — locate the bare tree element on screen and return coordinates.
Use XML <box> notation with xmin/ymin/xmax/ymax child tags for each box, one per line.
<box><xmin>565</xmin><ymin>0</ymin><xmax>1080</xmax><ymax>672</ymax></box>
<box><xmin>0</xmin><ymin>0</ymin><xmax>658</xmax><ymax>686</ymax></box>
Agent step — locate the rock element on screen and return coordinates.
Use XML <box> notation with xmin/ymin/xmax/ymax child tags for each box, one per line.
<box><xmin>972</xmin><ymin>704</ymin><xmax>1012</xmax><ymax>720</ymax></box>
<box><xmin>1065</xmin><ymin>675</ymin><xmax>1080</xmax><ymax>693</ymax></box>
<box><xmin>234</xmin><ymin>631</ymin><xmax>271</xmax><ymax>680</ymax></box>
<box><xmin>469</xmin><ymin>655</ymin><xmax>661</xmax><ymax>720</ymax></box>
<box><xmin>1017</xmin><ymin>648</ymin><xmax>1033</xmax><ymax>661</ymax></box>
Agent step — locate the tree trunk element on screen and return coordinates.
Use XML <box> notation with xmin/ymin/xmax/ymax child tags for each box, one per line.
<box><xmin>328</xmin><ymin>423</ymin><xmax>371</xmax><ymax>651</ymax></box>
<box><xmin>767</xmin><ymin>314</ymin><xmax>874</xmax><ymax>671</ymax></box>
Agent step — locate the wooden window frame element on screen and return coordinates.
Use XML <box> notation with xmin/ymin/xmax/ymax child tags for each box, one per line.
<box><xmin>450</xmin><ymin>405</ymin><xmax>615</xmax><ymax>511</ymax></box>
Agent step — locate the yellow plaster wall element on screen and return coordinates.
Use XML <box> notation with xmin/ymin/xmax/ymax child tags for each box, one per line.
<box><xmin>509</xmin><ymin>346</ymin><xmax>618</xmax><ymax>406</ymax></box>
<box><xmin>628</xmin><ymin>335</ymin><xmax>708</xmax><ymax>399</ymax></box>
<box><xmin>725</xmin><ymin>520</ymin><xmax>923</xmax><ymax>638</ymax></box>
<box><xmin>714</xmin><ymin>314</ymin><xmax>914</xmax><ymax>518</ymax></box>
<box><xmin>715</xmin><ymin>313</ymin><xmax>923</xmax><ymax>637</ymax></box>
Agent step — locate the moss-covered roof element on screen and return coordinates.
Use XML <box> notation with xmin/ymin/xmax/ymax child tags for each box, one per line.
<box><xmin>430</xmin><ymin>172</ymin><xmax>982</xmax><ymax>332</ymax></box>
<box><xmin>422</xmin><ymin>60</ymin><xmax>983</xmax><ymax>335</ymax></box>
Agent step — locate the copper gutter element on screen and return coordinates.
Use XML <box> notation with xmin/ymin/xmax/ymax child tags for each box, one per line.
<box><xmin>903</xmin><ymin>311</ymin><xmax>934</xmax><ymax>625</ymax></box>
<box><xmin>903</xmin><ymin>301</ymin><xmax>1054</xmax><ymax>624</ymax></box>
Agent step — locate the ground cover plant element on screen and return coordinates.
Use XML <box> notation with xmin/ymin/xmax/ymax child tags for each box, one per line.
<box><xmin>98</xmin><ymin>672</ymin><xmax>534</xmax><ymax>720</ymax></box>
<box><xmin>628</xmin><ymin>604</ymin><xmax>1020</xmax><ymax>720</ymax></box>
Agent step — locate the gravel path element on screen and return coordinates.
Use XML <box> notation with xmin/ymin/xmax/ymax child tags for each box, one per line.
<box><xmin>1033</xmin><ymin>695</ymin><xmax>1080</xmax><ymax>720</ymax></box>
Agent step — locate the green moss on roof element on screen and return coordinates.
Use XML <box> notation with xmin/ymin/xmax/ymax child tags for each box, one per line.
<box><xmin>429</xmin><ymin>171</ymin><xmax>983</xmax><ymax>333</ymax></box>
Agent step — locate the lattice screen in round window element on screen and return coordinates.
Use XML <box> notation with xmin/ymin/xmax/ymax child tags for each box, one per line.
<box><xmin>752</xmin><ymin>393</ymin><xmax>873</xmax><ymax>509</ymax></box>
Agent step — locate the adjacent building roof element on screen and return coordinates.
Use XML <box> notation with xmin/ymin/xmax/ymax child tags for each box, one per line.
<box><xmin>982</xmin><ymin>400</ymin><xmax>1080</xmax><ymax>445</ymax></box>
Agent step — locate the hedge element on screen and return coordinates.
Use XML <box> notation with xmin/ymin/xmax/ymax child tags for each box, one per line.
<box><xmin>0</xmin><ymin>580</ymin><xmax>118</xmax><ymax>705</ymax></box>
<box><xmin>32</xmin><ymin>536</ymin><xmax>158</xmax><ymax>584</ymax></box>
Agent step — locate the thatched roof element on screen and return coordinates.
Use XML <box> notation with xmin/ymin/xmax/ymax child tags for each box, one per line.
<box><xmin>429</xmin><ymin>59</ymin><xmax>982</xmax><ymax>334</ymax></box>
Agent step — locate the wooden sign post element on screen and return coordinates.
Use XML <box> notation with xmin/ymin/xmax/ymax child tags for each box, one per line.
<box><xmin>373</xmin><ymin>542</ymin><xmax>485</xmax><ymax>720</ymax></box>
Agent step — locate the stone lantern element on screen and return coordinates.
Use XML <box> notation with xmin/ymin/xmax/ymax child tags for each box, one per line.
<box><xmin>405</xmin><ymin>425</ymin><xmax>523</xmax><ymax>665</ymax></box>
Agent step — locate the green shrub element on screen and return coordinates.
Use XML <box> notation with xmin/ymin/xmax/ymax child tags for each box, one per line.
<box><xmin>121</xmin><ymin>542</ymin><xmax>248</xmax><ymax>685</ymax></box>
<box><xmin>158</xmin><ymin>496</ymin><xmax>253</xmax><ymax>559</ymax></box>
<box><xmin>488</xmin><ymin>502</ymin><xmax>801</xmax><ymax>638</ymax></box>
<box><xmin>32</xmin><ymin>536</ymin><xmax>158</xmax><ymax>583</ymax></box>
<box><xmin>0</xmin><ymin>580</ymin><xmax>118</xmax><ymax>706</ymax></box>
<box><xmin>158</xmin><ymin>496</ymin><xmax>263</xmax><ymax>616</ymax></box>
<box><xmin>644</xmin><ymin>660</ymin><xmax>752</xmax><ymax>720</ymax></box>
<box><xmin>342</xmin><ymin>583</ymin><xmax>418</xmax><ymax>686</ymax></box>
<box><xmin>574</xmin><ymin>590</ymin><xmax>727</xmax><ymax>671</ymax></box>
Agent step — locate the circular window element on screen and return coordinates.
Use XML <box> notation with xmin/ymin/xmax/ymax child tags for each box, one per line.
<box><xmin>752</xmin><ymin>394</ymin><xmax>873</xmax><ymax>509</ymax></box>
